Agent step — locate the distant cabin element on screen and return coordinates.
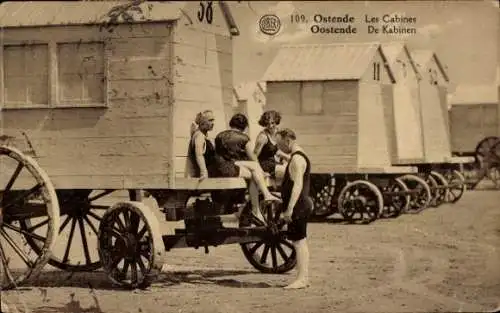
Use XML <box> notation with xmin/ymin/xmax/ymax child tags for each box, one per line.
<box><xmin>448</xmin><ymin>84</ymin><xmax>500</xmax><ymax>153</ymax></box>
<box><xmin>411</xmin><ymin>49</ymin><xmax>451</xmax><ymax>163</ymax></box>
<box><xmin>232</xmin><ymin>81</ymin><xmax>266</xmax><ymax>144</ymax></box>
<box><xmin>0</xmin><ymin>1</ymin><xmax>239</xmax><ymax>189</ymax></box>
<box><xmin>262</xmin><ymin>43</ymin><xmax>398</xmax><ymax>173</ymax></box>
<box><xmin>381</xmin><ymin>42</ymin><xmax>424</xmax><ymax>164</ymax></box>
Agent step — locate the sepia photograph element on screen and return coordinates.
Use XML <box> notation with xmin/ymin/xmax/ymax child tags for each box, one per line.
<box><xmin>0</xmin><ymin>1</ymin><xmax>499</xmax><ymax>312</ymax></box>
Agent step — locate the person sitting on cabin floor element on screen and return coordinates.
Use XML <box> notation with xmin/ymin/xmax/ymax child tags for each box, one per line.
<box><xmin>275</xmin><ymin>128</ymin><xmax>313</xmax><ymax>290</ymax></box>
<box><xmin>213</xmin><ymin>113</ymin><xmax>281</xmax><ymax>222</ymax></box>
<box><xmin>188</xmin><ymin>110</ymin><xmax>217</xmax><ymax>180</ymax></box>
<box><xmin>254</xmin><ymin>110</ymin><xmax>290</xmax><ymax>186</ymax></box>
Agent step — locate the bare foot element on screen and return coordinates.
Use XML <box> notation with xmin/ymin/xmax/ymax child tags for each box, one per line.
<box><xmin>283</xmin><ymin>280</ymin><xmax>310</xmax><ymax>290</ymax></box>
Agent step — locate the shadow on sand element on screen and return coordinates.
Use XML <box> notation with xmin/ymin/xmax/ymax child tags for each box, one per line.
<box><xmin>24</xmin><ymin>267</ymin><xmax>281</xmax><ymax>291</ymax></box>
<box><xmin>19</xmin><ymin>268</ymin><xmax>282</xmax><ymax>313</ymax></box>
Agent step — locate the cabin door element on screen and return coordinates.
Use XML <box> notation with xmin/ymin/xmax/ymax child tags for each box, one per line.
<box><xmin>419</xmin><ymin>83</ymin><xmax>452</xmax><ymax>161</ymax></box>
<box><xmin>393</xmin><ymin>81</ymin><xmax>425</xmax><ymax>162</ymax></box>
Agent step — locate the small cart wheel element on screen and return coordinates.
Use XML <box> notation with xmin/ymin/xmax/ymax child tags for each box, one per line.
<box><xmin>430</xmin><ymin>171</ymin><xmax>449</xmax><ymax>207</ymax></box>
<box><xmin>381</xmin><ymin>178</ymin><xmax>410</xmax><ymax>219</ymax></box>
<box><xmin>443</xmin><ymin>170</ymin><xmax>466</xmax><ymax>203</ymax></box>
<box><xmin>337</xmin><ymin>180</ymin><xmax>384</xmax><ymax>224</ymax></box>
<box><xmin>239</xmin><ymin>200</ymin><xmax>297</xmax><ymax>274</ymax></box>
<box><xmin>399</xmin><ymin>174</ymin><xmax>431</xmax><ymax>214</ymax></box>
<box><xmin>98</xmin><ymin>201</ymin><xmax>165</xmax><ymax>289</ymax></box>
<box><xmin>0</xmin><ymin>145</ymin><xmax>60</xmax><ymax>290</ymax></box>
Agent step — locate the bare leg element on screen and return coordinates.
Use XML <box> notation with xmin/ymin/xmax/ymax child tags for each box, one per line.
<box><xmin>235</xmin><ymin>161</ymin><xmax>281</xmax><ymax>202</ymax></box>
<box><xmin>248</xmin><ymin>180</ymin><xmax>265</xmax><ymax>222</ymax></box>
<box><xmin>284</xmin><ymin>238</ymin><xmax>310</xmax><ymax>289</ymax></box>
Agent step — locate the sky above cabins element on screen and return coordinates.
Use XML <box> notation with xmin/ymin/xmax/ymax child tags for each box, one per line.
<box><xmin>229</xmin><ymin>1</ymin><xmax>499</xmax><ymax>88</ymax></box>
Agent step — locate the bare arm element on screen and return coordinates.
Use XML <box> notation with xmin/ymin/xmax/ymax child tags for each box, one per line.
<box><xmin>193</xmin><ymin>132</ymin><xmax>208</xmax><ymax>177</ymax></box>
<box><xmin>285</xmin><ymin>155</ymin><xmax>307</xmax><ymax>215</ymax></box>
<box><xmin>276</xmin><ymin>150</ymin><xmax>291</xmax><ymax>162</ymax></box>
<box><xmin>245</xmin><ymin>140</ymin><xmax>259</xmax><ymax>162</ymax></box>
<box><xmin>253</xmin><ymin>132</ymin><xmax>268</xmax><ymax>158</ymax></box>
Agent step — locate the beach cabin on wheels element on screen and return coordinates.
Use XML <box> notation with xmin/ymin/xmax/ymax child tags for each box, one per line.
<box><xmin>232</xmin><ymin>81</ymin><xmax>266</xmax><ymax>143</ymax></box>
<box><xmin>0</xmin><ymin>1</ymin><xmax>269</xmax><ymax>288</ymax></box>
<box><xmin>0</xmin><ymin>1</ymin><xmax>239</xmax><ymax>189</ymax></box>
<box><xmin>410</xmin><ymin>49</ymin><xmax>451</xmax><ymax>162</ymax></box>
<box><xmin>448</xmin><ymin>84</ymin><xmax>500</xmax><ymax>154</ymax></box>
<box><xmin>262</xmin><ymin>42</ymin><xmax>428</xmax><ymax>223</ymax></box>
<box><xmin>380</xmin><ymin>42</ymin><xmax>424</xmax><ymax>164</ymax></box>
<box><xmin>262</xmin><ymin>42</ymin><xmax>397</xmax><ymax>172</ymax></box>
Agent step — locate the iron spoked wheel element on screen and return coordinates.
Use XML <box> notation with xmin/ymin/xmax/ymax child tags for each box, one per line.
<box><xmin>381</xmin><ymin>178</ymin><xmax>409</xmax><ymax>219</ymax></box>
<box><xmin>239</xmin><ymin>200</ymin><xmax>296</xmax><ymax>274</ymax></box>
<box><xmin>20</xmin><ymin>189</ymin><xmax>115</xmax><ymax>272</ymax></box>
<box><xmin>337</xmin><ymin>180</ymin><xmax>384</xmax><ymax>224</ymax></box>
<box><xmin>311</xmin><ymin>183</ymin><xmax>336</xmax><ymax>218</ymax></box>
<box><xmin>98</xmin><ymin>201</ymin><xmax>164</xmax><ymax>289</ymax></box>
<box><xmin>0</xmin><ymin>145</ymin><xmax>60</xmax><ymax>290</ymax></box>
<box><xmin>443</xmin><ymin>170</ymin><xmax>466</xmax><ymax>203</ymax></box>
<box><xmin>429</xmin><ymin>171</ymin><xmax>448</xmax><ymax>207</ymax></box>
<box><xmin>399</xmin><ymin>174</ymin><xmax>431</xmax><ymax>214</ymax></box>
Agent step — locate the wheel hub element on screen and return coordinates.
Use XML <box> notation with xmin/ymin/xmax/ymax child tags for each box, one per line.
<box><xmin>349</xmin><ymin>196</ymin><xmax>367</xmax><ymax>208</ymax></box>
<box><xmin>115</xmin><ymin>232</ymin><xmax>139</xmax><ymax>259</ymax></box>
<box><xmin>68</xmin><ymin>200</ymin><xmax>91</xmax><ymax>218</ymax></box>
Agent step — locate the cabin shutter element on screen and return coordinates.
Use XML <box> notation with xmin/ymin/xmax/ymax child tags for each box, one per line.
<box><xmin>57</xmin><ymin>42</ymin><xmax>105</xmax><ymax>106</ymax></box>
<box><xmin>3</xmin><ymin>44</ymin><xmax>49</xmax><ymax>106</ymax></box>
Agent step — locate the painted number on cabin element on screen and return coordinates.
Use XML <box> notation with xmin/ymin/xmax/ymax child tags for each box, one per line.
<box><xmin>198</xmin><ymin>1</ymin><xmax>213</xmax><ymax>24</ymax></box>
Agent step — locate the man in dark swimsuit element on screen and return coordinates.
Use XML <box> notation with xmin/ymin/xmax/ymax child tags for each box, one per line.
<box><xmin>275</xmin><ymin>128</ymin><xmax>312</xmax><ymax>289</ymax></box>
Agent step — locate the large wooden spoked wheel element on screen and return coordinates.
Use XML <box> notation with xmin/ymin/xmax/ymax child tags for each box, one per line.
<box><xmin>310</xmin><ymin>174</ymin><xmax>336</xmax><ymax>218</ymax></box>
<box><xmin>20</xmin><ymin>189</ymin><xmax>114</xmax><ymax>272</ymax></box>
<box><xmin>239</xmin><ymin>200</ymin><xmax>297</xmax><ymax>274</ymax></box>
<box><xmin>399</xmin><ymin>174</ymin><xmax>431</xmax><ymax>214</ymax></box>
<box><xmin>380</xmin><ymin>178</ymin><xmax>410</xmax><ymax>219</ymax></box>
<box><xmin>98</xmin><ymin>201</ymin><xmax>164</xmax><ymax>289</ymax></box>
<box><xmin>443</xmin><ymin>170</ymin><xmax>466</xmax><ymax>203</ymax></box>
<box><xmin>487</xmin><ymin>140</ymin><xmax>500</xmax><ymax>188</ymax></box>
<box><xmin>474</xmin><ymin>136</ymin><xmax>500</xmax><ymax>165</ymax></box>
<box><xmin>424</xmin><ymin>174</ymin><xmax>439</xmax><ymax>208</ymax></box>
<box><xmin>337</xmin><ymin>180</ymin><xmax>384</xmax><ymax>224</ymax></box>
<box><xmin>0</xmin><ymin>145</ymin><xmax>60</xmax><ymax>290</ymax></box>
<box><xmin>429</xmin><ymin>171</ymin><xmax>449</xmax><ymax>207</ymax></box>
<box><xmin>311</xmin><ymin>182</ymin><xmax>336</xmax><ymax>218</ymax></box>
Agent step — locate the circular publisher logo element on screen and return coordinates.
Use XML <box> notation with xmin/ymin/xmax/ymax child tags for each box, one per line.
<box><xmin>259</xmin><ymin>14</ymin><xmax>281</xmax><ymax>35</ymax></box>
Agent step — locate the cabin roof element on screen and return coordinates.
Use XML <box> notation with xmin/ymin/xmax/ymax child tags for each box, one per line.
<box><xmin>381</xmin><ymin>42</ymin><xmax>420</xmax><ymax>80</ymax></box>
<box><xmin>262</xmin><ymin>42</ymin><xmax>395</xmax><ymax>82</ymax></box>
<box><xmin>0</xmin><ymin>1</ymin><xmax>184</xmax><ymax>27</ymax></box>
<box><xmin>448</xmin><ymin>84</ymin><xmax>499</xmax><ymax>105</ymax></box>
<box><xmin>410</xmin><ymin>49</ymin><xmax>450</xmax><ymax>82</ymax></box>
<box><xmin>233</xmin><ymin>81</ymin><xmax>266</xmax><ymax>101</ymax></box>
<box><xmin>0</xmin><ymin>1</ymin><xmax>240</xmax><ymax>35</ymax></box>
